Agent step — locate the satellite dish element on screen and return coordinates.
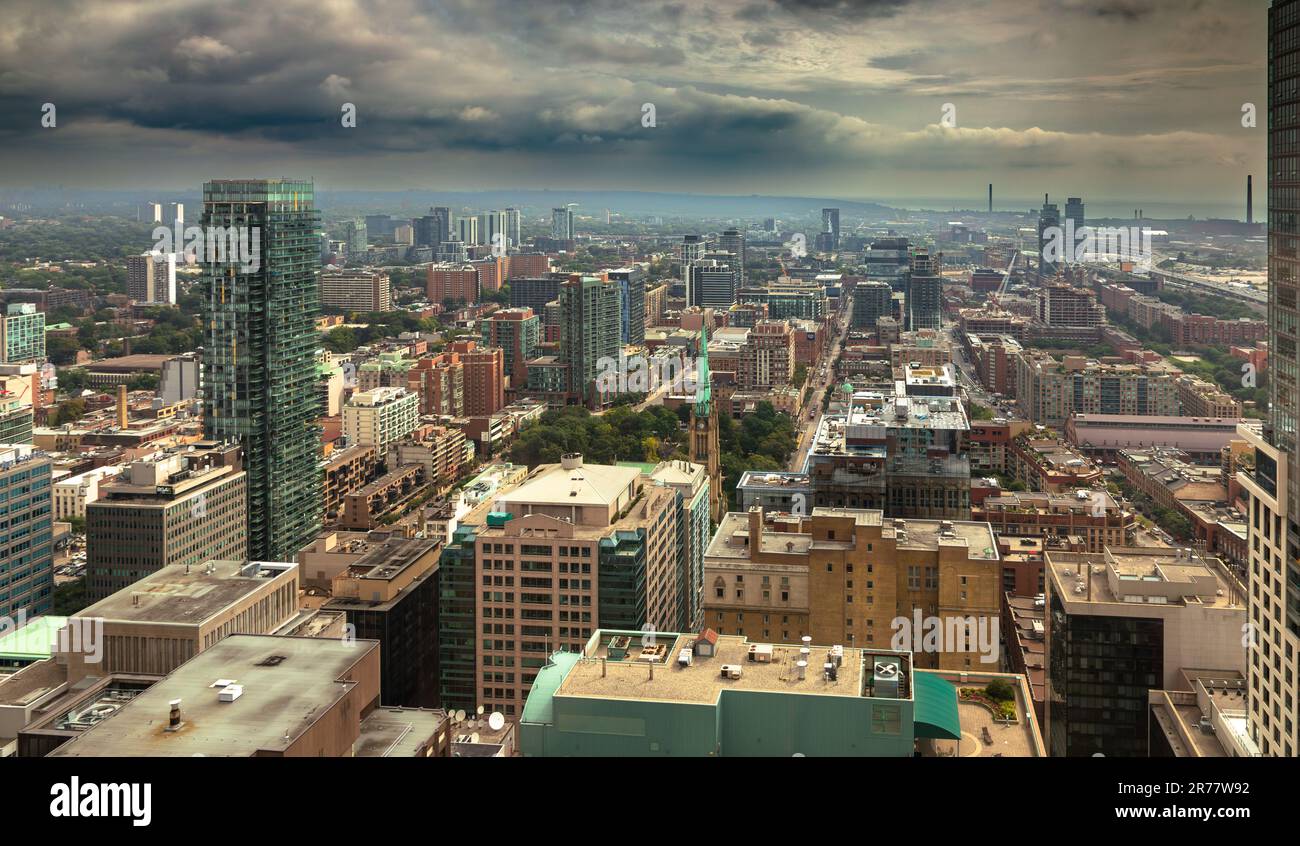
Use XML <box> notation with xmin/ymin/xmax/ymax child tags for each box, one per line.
<box><xmin>454</xmin><ymin>709</ymin><xmax>466</xmax><ymax>722</ymax></box>
<box><xmin>476</xmin><ymin>705</ymin><xmax>485</xmax><ymax>716</ymax></box>
<box><xmin>470</xmin><ymin>733</ymin><xmax>480</xmax><ymax>744</ymax></box>
<box><xmin>488</xmin><ymin>712</ymin><xmax>506</xmax><ymax>732</ymax></box>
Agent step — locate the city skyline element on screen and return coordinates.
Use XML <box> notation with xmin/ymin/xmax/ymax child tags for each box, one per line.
<box><xmin>0</xmin><ymin>0</ymin><xmax>1266</xmax><ymax>216</ymax></box>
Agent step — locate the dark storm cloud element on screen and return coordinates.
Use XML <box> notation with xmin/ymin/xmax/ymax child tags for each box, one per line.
<box><xmin>0</xmin><ymin>0</ymin><xmax>1266</xmax><ymax>206</ymax></box>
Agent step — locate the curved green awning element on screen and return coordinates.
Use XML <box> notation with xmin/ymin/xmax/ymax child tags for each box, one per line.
<box><xmin>520</xmin><ymin>651</ymin><xmax>581</xmax><ymax>725</ymax></box>
<box><xmin>912</xmin><ymin>672</ymin><xmax>962</xmax><ymax>740</ymax></box>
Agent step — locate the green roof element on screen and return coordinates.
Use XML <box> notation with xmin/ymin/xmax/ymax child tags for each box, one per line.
<box><xmin>912</xmin><ymin>672</ymin><xmax>962</xmax><ymax>740</ymax></box>
<box><xmin>616</xmin><ymin>461</ymin><xmax>658</xmax><ymax>476</ymax></box>
<box><xmin>520</xmin><ymin>651</ymin><xmax>581</xmax><ymax>725</ymax></box>
<box><xmin>0</xmin><ymin>615</ymin><xmax>68</xmax><ymax>661</ymax></box>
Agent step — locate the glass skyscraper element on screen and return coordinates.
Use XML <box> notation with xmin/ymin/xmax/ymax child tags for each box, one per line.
<box><xmin>200</xmin><ymin>179</ymin><xmax>323</xmax><ymax>561</ymax></box>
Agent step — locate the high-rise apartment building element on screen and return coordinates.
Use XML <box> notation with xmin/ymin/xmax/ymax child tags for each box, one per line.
<box><xmin>0</xmin><ymin>304</ymin><xmax>45</xmax><ymax>364</ymax></box>
<box><xmin>905</xmin><ymin>249</ymin><xmax>942</xmax><ymax>331</ymax></box>
<box><xmin>821</xmin><ymin>208</ymin><xmax>841</xmax><ymax>250</ymax></box>
<box><xmin>1037</xmin><ymin>195</ymin><xmax>1061</xmax><ymax>278</ymax></box>
<box><xmin>85</xmin><ymin>443</ymin><xmax>248</xmax><ymax>600</ymax></box>
<box><xmin>456</xmin><ymin>216</ymin><xmax>480</xmax><ymax>246</ymax></box>
<box><xmin>426</xmin><ymin>263</ymin><xmax>479</xmax><ymax>305</ymax></box>
<box><xmin>201</xmin><ymin>178</ymin><xmax>323</xmax><ymax>562</ymax></box>
<box><xmin>607</xmin><ymin>266</ymin><xmax>647</xmax><ymax>345</ymax></box>
<box><xmin>551</xmin><ymin>206</ymin><xmax>574</xmax><ymax>240</ymax></box>
<box><xmin>1238</xmin><ymin>0</ymin><xmax>1300</xmax><ymax>758</ymax></box>
<box><xmin>344</xmin><ymin>219</ymin><xmax>368</xmax><ymax>259</ymax></box>
<box><xmin>0</xmin><ymin>445</ymin><xmax>53</xmax><ymax>617</ymax></box>
<box><xmin>126</xmin><ymin>251</ymin><xmax>177</xmax><ymax>304</ymax></box>
<box><xmin>853</xmin><ymin>280</ymin><xmax>894</xmax><ymax>329</ymax></box>
<box><xmin>865</xmin><ymin>237</ymin><xmax>911</xmax><ymax>291</ymax></box>
<box><xmin>505</xmin><ymin>207</ymin><xmax>521</xmax><ymax>249</ymax></box>
<box><xmin>472</xmin><ymin>455</ymin><xmax>683</xmax><ymax>716</ymax></box>
<box><xmin>510</xmin><ymin>274</ymin><xmax>565</xmax><ymax>314</ymax></box>
<box><xmin>560</xmin><ymin>275</ymin><xmax>621</xmax><ymax>406</ymax></box>
<box><xmin>740</xmin><ymin>320</ymin><xmax>795</xmax><ymax>390</ymax></box>
<box><xmin>719</xmin><ymin>229</ymin><xmax>746</xmax><ymax>285</ymax></box>
<box><xmin>320</xmin><ymin>269</ymin><xmax>392</xmax><ymax>312</ymax></box>
<box><xmin>343</xmin><ymin>387</ymin><xmax>420</xmax><ymax>453</ymax></box>
<box><xmin>452</xmin><ymin>340</ymin><xmax>505</xmax><ymax>416</ymax></box>
<box><xmin>481</xmin><ymin>307</ymin><xmax>540</xmax><ymax>392</ymax></box>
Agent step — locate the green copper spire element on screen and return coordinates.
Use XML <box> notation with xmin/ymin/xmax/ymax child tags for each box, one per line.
<box><xmin>695</xmin><ymin>325</ymin><xmax>711</xmax><ymax>414</ymax></box>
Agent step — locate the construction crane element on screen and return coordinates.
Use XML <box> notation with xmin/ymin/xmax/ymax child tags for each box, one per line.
<box><xmin>990</xmin><ymin>250</ymin><xmax>1019</xmax><ymax>311</ymax></box>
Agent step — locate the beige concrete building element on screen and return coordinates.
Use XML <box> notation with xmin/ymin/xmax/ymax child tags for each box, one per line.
<box><xmin>1234</xmin><ymin>423</ymin><xmax>1298</xmax><ymax>757</ymax></box>
<box><xmin>85</xmin><ymin>442</ymin><xmax>248</xmax><ymax>600</ymax></box>
<box><xmin>704</xmin><ymin>507</ymin><xmax>1002</xmax><ymax>670</ymax></box>
<box><xmin>471</xmin><ymin>454</ymin><xmax>682</xmax><ymax>717</ymax></box>
<box><xmin>343</xmin><ymin>387</ymin><xmax>419</xmax><ymax>453</ymax></box>
<box><xmin>61</xmin><ymin>559</ymin><xmax>300</xmax><ymax>683</ymax></box>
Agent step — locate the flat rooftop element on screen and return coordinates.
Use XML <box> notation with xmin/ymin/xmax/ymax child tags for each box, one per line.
<box><xmin>705</xmin><ymin>509</ymin><xmax>997</xmax><ymax>561</ymax></box>
<box><xmin>1047</xmin><ymin>547</ymin><xmax>1244</xmax><ymax>610</ymax></box>
<box><xmin>354</xmin><ymin>707</ymin><xmax>447</xmax><ymax>757</ymax></box>
<box><xmin>77</xmin><ymin>560</ymin><xmax>296</xmax><ymax>625</ymax></box>
<box><xmin>557</xmin><ymin>631</ymin><xmax>910</xmax><ymax>705</ymax></box>
<box><xmin>51</xmin><ymin>635</ymin><xmax>378</xmax><ymax>757</ymax></box>
<box><xmin>498</xmin><ymin>460</ymin><xmax>639</xmax><ymax>509</ymax></box>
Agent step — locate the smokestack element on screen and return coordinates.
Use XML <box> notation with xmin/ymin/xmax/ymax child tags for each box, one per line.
<box><xmin>1247</xmin><ymin>175</ymin><xmax>1254</xmax><ymax>224</ymax></box>
<box><xmin>988</xmin><ymin>183</ymin><xmax>993</xmax><ymax>214</ymax></box>
<box><xmin>116</xmin><ymin>384</ymin><xmax>128</xmax><ymax>429</ymax></box>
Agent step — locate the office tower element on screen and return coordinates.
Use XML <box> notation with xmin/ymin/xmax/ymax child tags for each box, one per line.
<box><xmin>852</xmin><ymin>280</ymin><xmax>894</xmax><ymax>329</ymax></box>
<box><xmin>505</xmin><ymin>207</ymin><xmax>521</xmax><ymax>249</ymax></box>
<box><xmin>165</xmin><ymin>202</ymin><xmax>184</xmax><ymax>227</ymax></box>
<box><xmin>320</xmin><ymin>269</ymin><xmax>392</xmax><ymax>312</ymax></box>
<box><xmin>764</xmin><ymin>217</ymin><xmax>776</xmax><ymax>232</ymax></box>
<box><xmin>719</xmin><ymin>229</ymin><xmax>746</xmax><ymax>285</ymax></box>
<box><xmin>476</xmin><ymin>210</ymin><xmax>507</xmax><ymax>250</ymax></box>
<box><xmin>431</xmin><ymin>206</ymin><xmax>452</xmax><ymax>243</ymax></box>
<box><xmin>1064</xmin><ymin>197</ymin><xmax>1085</xmax><ymax>235</ymax></box>
<box><xmin>1237</xmin><ymin>0</ymin><xmax>1300</xmax><ymax>758</ymax></box>
<box><xmin>606</xmin><ymin>265</ymin><xmax>647</xmax><ymax>345</ymax></box>
<box><xmin>323</xmin><ymin>537</ymin><xmax>441</xmax><ymax>708</ymax></box>
<box><xmin>1045</xmin><ymin>547</ymin><xmax>1246</xmax><ymax>757</ymax></box>
<box><xmin>679</xmin><ymin>234</ymin><xmax>707</xmax><ymax>284</ymax></box>
<box><xmin>0</xmin><ymin>445</ymin><xmax>53</xmax><ymax>617</ymax></box>
<box><xmin>481</xmin><ymin>307</ymin><xmax>540</xmax><ymax>391</ymax></box>
<box><xmin>688</xmin><ymin>260</ymin><xmax>740</xmax><ymax>310</ymax></box>
<box><xmin>1037</xmin><ymin>195</ymin><xmax>1061</xmax><ymax>277</ymax></box>
<box><xmin>472</xmin><ymin>455</ymin><xmax>682</xmax><ymax>716</ymax></box>
<box><xmin>509</xmin><ymin>275</ymin><xmax>564</xmax><ymax>313</ymax></box>
<box><xmin>343</xmin><ymin>387</ymin><xmax>419</xmax><ymax>453</ymax></box>
<box><xmin>201</xmin><ymin>178</ymin><xmax>323</xmax><ymax>562</ymax></box>
<box><xmin>141</xmin><ymin>202</ymin><xmax>162</xmax><ymax>223</ymax></box>
<box><xmin>905</xmin><ymin>248</ymin><xmax>942</xmax><ymax>331</ymax></box>
<box><xmin>426</xmin><ymin>263</ymin><xmax>479</xmax><ymax>305</ymax></box>
<box><xmin>126</xmin><ymin>251</ymin><xmax>177</xmax><ymax>304</ymax></box>
<box><xmin>85</xmin><ymin>444</ymin><xmax>248</xmax><ymax>600</ymax></box>
<box><xmin>344</xmin><ymin>219</ymin><xmax>368</xmax><ymax>259</ymax></box>
<box><xmin>0</xmin><ymin>304</ymin><xmax>44</xmax><ymax>364</ymax></box>
<box><xmin>821</xmin><ymin>207</ymin><xmax>840</xmax><ymax>250</ymax></box>
<box><xmin>435</xmin><ymin>237</ymin><xmax>468</xmax><ymax>263</ymax></box>
<box><xmin>551</xmin><ymin>206</ymin><xmax>574</xmax><ymax>239</ymax></box>
<box><xmin>416</xmin><ymin>206</ymin><xmax>452</xmax><ymax>247</ymax></box>
<box><xmin>364</xmin><ymin>214</ymin><xmax>396</xmax><ymax>240</ymax></box>
<box><xmin>450</xmin><ymin>340</ymin><xmax>505</xmax><ymax>416</ymax></box>
<box><xmin>560</xmin><ymin>276</ymin><xmax>621</xmax><ymax>406</ymax></box>
<box><xmin>691</xmin><ymin>327</ymin><xmax>726</xmax><ymax>524</ymax></box>
<box><xmin>865</xmin><ymin>237</ymin><xmax>912</xmax><ymax>292</ymax></box>
<box><xmin>456</xmin><ymin>216</ymin><xmax>480</xmax><ymax>246</ymax></box>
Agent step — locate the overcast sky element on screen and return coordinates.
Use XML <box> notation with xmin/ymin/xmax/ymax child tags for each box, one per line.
<box><xmin>0</xmin><ymin>0</ymin><xmax>1268</xmax><ymax>212</ymax></box>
